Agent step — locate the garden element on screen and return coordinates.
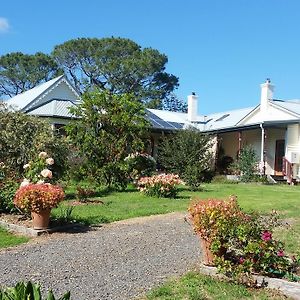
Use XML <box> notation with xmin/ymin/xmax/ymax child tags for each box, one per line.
<box><xmin>1</xmin><ymin>96</ymin><xmax>300</xmax><ymax>299</ymax></box>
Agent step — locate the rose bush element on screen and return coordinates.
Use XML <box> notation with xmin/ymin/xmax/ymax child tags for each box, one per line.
<box><xmin>137</xmin><ymin>173</ymin><xmax>182</xmax><ymax>198</ymax></box>
<box><xmin>14</xmin><ymin>184</ymin><xmax>65</xmax><ymax>213</ymax></box>
<box><xmin>22</xmin><ymin>152</ymin><xmax>54</xmax><ymax>185</ymax></box>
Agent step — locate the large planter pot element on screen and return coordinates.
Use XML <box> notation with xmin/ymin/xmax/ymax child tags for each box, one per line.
<box><xmin>31</xmin><ymin>209</ymin><xmax>51</xmax><ymax>230</ymax></box>
<box><xmin>200</xmin><ymin>238</ymin><xmax>215</xmax><ymax>266</ymax></box>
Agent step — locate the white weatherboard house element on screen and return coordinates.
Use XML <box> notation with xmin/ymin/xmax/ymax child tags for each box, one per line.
<box><xmin>5</xmin><ymin>76</ymin><xmax>300</xmax><ymax>183</ymax></box>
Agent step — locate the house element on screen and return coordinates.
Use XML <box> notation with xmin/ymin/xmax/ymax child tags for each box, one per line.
<box><xmin>5</xmin><ymin>76</ymin><xmax>300</xmax><ymax>182</ymax></box>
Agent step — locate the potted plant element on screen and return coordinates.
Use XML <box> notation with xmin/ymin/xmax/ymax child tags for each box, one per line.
<box><xmin>14</xmin><ymin>183</ymin><xmax>65</xmax><ymax>229</ymax></box>
<box><xmin>188</xmin><ymin>195</ymin><xmax>245</xmax><ymax>265</ymax></box>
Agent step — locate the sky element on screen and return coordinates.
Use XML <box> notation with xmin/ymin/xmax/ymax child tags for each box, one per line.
<box><xmin>1</xmin><ymin>0</ymin><xmax>300</xmax><ymax>114</ymax></box>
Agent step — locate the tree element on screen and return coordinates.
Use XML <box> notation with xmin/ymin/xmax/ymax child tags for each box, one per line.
<box><xmin>0</xmin><ymin>102</ymin><xmax>69</xmax><ymax>178</ymax></box>
<box><xmin>0</xmin><ymin>52</ymin><xmax>61</xmax><ymax>97</ymax></box>
<box><xmin>158</xmin><ymin>128</ymin><xmax>213</xmax><ymax>188</ymax></box>
<box><xmin>52</xmin><ymin>37</ymin><xmax>179</xmax><ymax>107</ymax></box>
<box><xmin>66</xmin><ymin>90</ymin><xmax>149</xmax><ymax>188</ymax></box>
<box><xmin>162</xmin><ymin>93</ymin><xmax>188</xmax><ymax>112</ymax></box>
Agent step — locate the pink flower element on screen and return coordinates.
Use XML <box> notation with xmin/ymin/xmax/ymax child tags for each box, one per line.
<box><xmin>277</xmin><ymin>250</ymin><xmax>285</xmax><ymax>257</ymax></box>
<box><xmin>46</xmin><ymin>157</ymin><xmax>54</xmax><ymax>165</ymax></box>
<box><xmin>261</xmin><ymin>230</ymin><xmax>272</xmax><ymax>241</ymax></box>
<box><xmin>40</xmin><ymin>169</ymin><xmax>52</xmax><ymax>179</ymax></box>
<box><xmin>239</xmin><ymin>257</ymin><xmax>245</xmax><ymax>264</ymax></box>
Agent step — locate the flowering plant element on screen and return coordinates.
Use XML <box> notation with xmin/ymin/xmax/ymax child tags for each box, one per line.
<box><xmin>22</xmin><ymin>152</ymin><xmax>54</xmax><ymax>186</ymax></box>
<box><xmin>188</xmin><ymin>196</ymin><xmax>245</xmax><ymax>241</ymax></box>
<box><xmin>14</xmin><ymin>183</ymin><xmax>65</xmax><ymax>213</ymax></box>
<box><xmin>189</xmin><ymin>197</ymin><xmax>295</xmax><ymax>281</ymax></box>
<box><xmin>124</xmin><ymin>152</ymin><xmax>156</xmax><ymax>180</ymax></box>
<box><xmin>137</xmin><ymin>173</ymin><xmax>182</xmax><ymax>198</ymax></box>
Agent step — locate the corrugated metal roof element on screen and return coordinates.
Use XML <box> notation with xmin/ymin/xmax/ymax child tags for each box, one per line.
<box><xmin>272</xmin><ymin>100</ymin><xmax>300</xmax><ymax>116</ymax></box>
<box><xmin>27</xmin><ymin>99</ymin><xmax>77</xmax><ymax>118</ymax></box>
<box><xmin>5</xmin><ymin>76</ymin><xmax>65</xmax><ymax>110</ymax></box>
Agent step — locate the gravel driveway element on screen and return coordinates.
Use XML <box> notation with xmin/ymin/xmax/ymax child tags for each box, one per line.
<box><xmin>0</xmin><ymin>212</ymin><xmax>201</xmax><ymax>300</ymax></box>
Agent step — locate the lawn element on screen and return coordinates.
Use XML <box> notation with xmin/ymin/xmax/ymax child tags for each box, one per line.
<box><xmin>0</xmin><ymin>226</ymin><xmax>29</xmax><ymax>249</ymax></box>
<box><xmin>52</xmin><ymin>183</ymin><xmax>300</xmax><ymax>253</ymax></box>
<box><xmin>143</xmin><ymin>272</ymin><xmax>289</xmax><ymax>300</ymax></box>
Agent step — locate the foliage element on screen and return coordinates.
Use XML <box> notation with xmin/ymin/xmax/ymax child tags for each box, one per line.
<box><xmin>66</xmin><ymin>90</ymin><xmax>149</xmax><ymax>188</ymax></box>
<box><xmin>52</xmin><ymin>37</ymin><xmax>178</xmax><ymax>107</ymax></box>
<box><xmin>233</xmin><ymin>146</ymin><xmax>258</xmax><ymax>182</ymax></box>
<box><xmin>0</xmin><ymin>103</ymin><xmax>69</xmax><ymax>178</ymax></box>
<box><xmin>161</xmin><ymin>93</ymin><xmax>187</xmax><ymax>112</ymax></box>
<box><xmin>137</xmin><ymin>173</ymin><xmax>182</xmax><ymax>198</ymax></box>
<box><xmin>22</xmin><ymin>151</ymin><xmax>54</xmax><ymax>185</ymax></box>
<box><xmin>14</xmin><ymin>184</ymin><xmax>65</xmax><ymax>213</ymax></box>
<box><xmin>158</xmin><ymin>128</ymin><xmax>212</xmax><ymax>188</ymax></box>
<box><xmin>0</xmin><ymin>180</ymin><xmax>19</xmax><ymax>213</ymax></box>
<box><xmin>76</xmin><ymin>186</ymin><xmax>96</xmax><ymax>202</ymax></box>
<box><xmin>124</xmin><ymin>152</ymin><xmax>156</xmax><ymax>180</ymax></box>
<box><xmin>189</xmin><ymin>196</ymin><xmax>296</xmax><ymax>281</ymax></box>
<box><xmin>0</xmin><ymin>281</ymin><xmax>70</xmax><ymax>300</ymax></box>
<box><xmin>189</xmin><ymin>196</ymin><xmax>244</xmax><ymax>241</ymax></box>
<box><xmin>0</xmin><ymin>52</ymin><xmax>61</xmax><ymax>97</ymax></box>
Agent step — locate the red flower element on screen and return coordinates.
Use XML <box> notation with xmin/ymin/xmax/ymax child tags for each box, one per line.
<box><xmin>261</xmin><ymin>230</ymin><xmax>272</xmax><ymax>241</ymax></box>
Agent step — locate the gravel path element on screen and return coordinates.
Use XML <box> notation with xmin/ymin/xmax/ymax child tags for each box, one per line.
<box><xmin>0</xmin><ymin>212</ymin><xmax>201</xmax><ymax>300</ymax></box>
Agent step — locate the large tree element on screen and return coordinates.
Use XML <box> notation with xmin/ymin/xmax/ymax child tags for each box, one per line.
<box><xmin>52</xmin><ymin>37</ymin><xmax>179</xmax><ymax>107</ymax></box>
<box><xmin>67</xmin><ymin>90</ymin><xmax>149</xmax><ymax>188</ymax></box>
<box><xmin>0</xmin><ymin>52</ymin><xmax>61</xmax><ymax>97</ymax></box>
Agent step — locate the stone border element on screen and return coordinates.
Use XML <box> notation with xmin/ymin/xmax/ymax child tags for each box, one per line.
<box><xmin>200</xmin><ymin>265</ymin><xmax>300</xmax><ymax>300</ymax></box>
<box><xmin>0</xmin><ymin>220</ymin><xmax>87</xmax><ymax>237</ymax></box>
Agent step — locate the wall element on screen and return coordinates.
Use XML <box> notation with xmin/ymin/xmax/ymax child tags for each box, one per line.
<box><xmin>219</xmin><ymin>127</ymin><xmax>286</xmax><ymax>175</ymax></box>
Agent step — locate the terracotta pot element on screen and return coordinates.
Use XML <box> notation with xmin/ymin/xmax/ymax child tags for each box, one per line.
<box><xmin>200</xmin><ymin>238</ymin><xmax>215</xmax><ymax>266</ymax></box>
<box><xmin>31</xmin><ymin>209</ymin><xmax>51</xmax><ymax>230</ymax></box>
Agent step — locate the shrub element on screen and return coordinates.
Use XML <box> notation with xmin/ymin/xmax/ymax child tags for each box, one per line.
<box><xmin>0</xmin><ymin>180</ymin><xmax>19</xmax><ymax>213</ymax></box>
<box><xmin>158</xmin><ymin>128</ymin><xmax>213</xmax><ymax>189</ymax></box>
<box><xmin>232</xmin><ymin>146</ymin><xmax>258</xmax><ymax>182</ymax></box>
<box><xmin>22</xmin><ymin>151</ymin><xmax>55</xmax><ymax>184</ymax></box>
<box><xmin>137</xmin><ymin>173</ymin><xmax>182</xmax><ymax>198</ymax></box>
<box><xmin>0</xmin><ymin>281</ymin><xmax>70</xmax><ymax>300</ymax></box>
<box><xmin>14</xmin><ymin>184</ymin><xmax>65</xmax><ymax>213</ymax></box>
<box><xmin>0</xmin><ymin>103</ymin><xmax>69</xmax><ymax>178</ymax></box>
<box><xmin>125</xmin><ymin>152</ymin><xmax>156</xmax><ymax>180</ymax></box>
<box><xmin>188</xmin><ymin>197</ymin><xmax>296</xmax><ymax>281</ymax></box>
<box><xmin>76</xmin><ymin>186</ymin><xmax>96</xmax><ymax>202</ymax></box>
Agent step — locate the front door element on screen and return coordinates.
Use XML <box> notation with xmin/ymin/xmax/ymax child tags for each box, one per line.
<box><xmin>274</xmin><ymin>139</ymin><xmax>285</xmax><ymax>175</ymax></box>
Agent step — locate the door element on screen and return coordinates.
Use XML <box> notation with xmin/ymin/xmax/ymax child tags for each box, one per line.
<box><xmin>274</xmin><ymin>140</ymin><xmax>285</xmax><ymax>175</ymax></box>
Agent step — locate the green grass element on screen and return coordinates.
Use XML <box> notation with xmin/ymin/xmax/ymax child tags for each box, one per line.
<box><xmin>0</xmin><ymin>226</ymin><xmax>29</xmax><ymax>249</ymax></box>
<box><xmin>144</xmin><ymin>272</ymin><xmax>289</xmax><ymax>300</ymax></box>
<box><xmin>52</xmin><ymin>183</ymin><xmax>300</xmax><ymax>252</ymax></box>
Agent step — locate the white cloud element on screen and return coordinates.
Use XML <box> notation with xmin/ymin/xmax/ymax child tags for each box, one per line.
<box><xmin>0</xmin><ymin>17</ymin><xmax>9</xmax><ymax>33</ymax></box>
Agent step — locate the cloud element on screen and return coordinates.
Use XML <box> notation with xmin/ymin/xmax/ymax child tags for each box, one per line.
<box><xmin>0</xmin><ymin>17</ymin><xmax>9</xmax><ymax>33</ymax></box>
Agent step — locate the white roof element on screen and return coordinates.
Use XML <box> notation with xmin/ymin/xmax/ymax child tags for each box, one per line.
<box><xmin>6</xmin><ymin>76</ymin><xmax>65</xmax><ymax>110</ymax></box>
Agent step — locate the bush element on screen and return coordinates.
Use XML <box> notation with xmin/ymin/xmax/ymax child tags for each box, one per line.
<box><xmin>0</xmin><ymin>102</ymin><xmax>69</xmax><ymax>179</ymax></box>
<box><xmin>125</xmin><ymin>152</ymin><xmax>156</xmax><ymax>180</ymax></box>
<box><xmin>232</xmin><ymin>146</ymin><xmax>258</xmax><ymax>182</ymax></box>
<box><xmin>137</xmin><ymin>173</ymin><xmax>182</xmax><ymax>198</ymax></box>
<box><xmin>158</xmin><ymin>128</ymin><xmax>213</xmax><ymax>188</ymax></box>
<box><xmin>188</xmin><ymin>196</ymin><xmax>296</xmax><ymax>282</ymax></box>
<box><xmin>0</xmin><ymin>180</ymin><xmax>19</xmax><ymax>213</ymax></box>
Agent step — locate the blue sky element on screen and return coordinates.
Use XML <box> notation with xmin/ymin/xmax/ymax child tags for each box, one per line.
<box><xmin>1</xmin><ymin>0</ymin><xmax>300</xmax><ymax>114</ymax></box>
